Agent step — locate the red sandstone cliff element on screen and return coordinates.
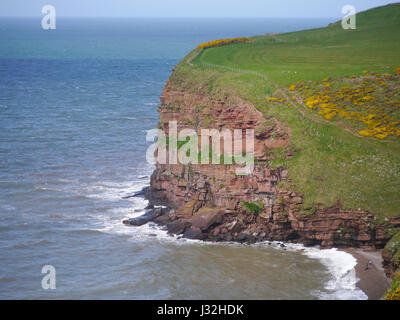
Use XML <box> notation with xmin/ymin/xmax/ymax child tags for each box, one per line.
<box><xmin>148</xmin><ymin>82</ymin><xmax>399</xmax><ymax>249</ymax></box>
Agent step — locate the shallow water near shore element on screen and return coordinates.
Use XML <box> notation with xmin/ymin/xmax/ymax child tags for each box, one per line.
<box><xmin>0</xmin><ymin>17</ymin><xmax>367</xmax><ymax>300</ymax></box>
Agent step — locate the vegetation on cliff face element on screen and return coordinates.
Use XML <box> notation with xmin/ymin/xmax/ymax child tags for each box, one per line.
<box><xmin>385</xmin><ymin>231</ymin><xmax>400</xmax><ymax>269</ymax></box>
<box><xmin>240</xmin><ymin>201</ymin><xmax>264</xmax><ymax>215</ymax></box>
<box><xmin>383</xmin><ymin>231</ymin><xmax>400</xmax><ymax>299</ymax></box>
<box><xmin>168</xmin><ymin>4</ymin><xmax>400</xmax><ymax>218</ymax></box>
<box><xmin>383</xmin><ymin>272</ymin><xmax>400</xmax><ymax>300</ymax></box>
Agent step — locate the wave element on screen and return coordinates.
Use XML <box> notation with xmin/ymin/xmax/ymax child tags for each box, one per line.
<box><xmin>304</xmin><ymin>247</ymin><xmax>367</xmax><ymax>300</ymax></box>
<box><xmin>1</xmin><ymin>204</ymin><xmax>16</xmax><ymax>211</ymax></box>
<box><xmin>84</xmin><ymin>179</ymin><xmax>150</xmax><ymax>201</ymax></box>
<box><xmin>9</xmin><ymin>239</ymin><xmax>53</xmax><ymax>249</ymax></box>
<box><xmin>256</xmin><ymin>242</ymin><xmax>367</xmax><ymax>300</ymax></box>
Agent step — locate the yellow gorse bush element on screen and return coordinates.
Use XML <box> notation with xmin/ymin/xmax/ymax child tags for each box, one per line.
<box><xmin>290</xmin><ymin>70</ymin><xmax>400</xmax><ymax>139</ymax></box>
<box><xmin>385</xmin><ymin>287</ymin><xmax>400</xmax><ymax>300</ymax></box>
<box><xmin>197</xmin><ymin>37</ymin><xmax>252</xmax><ymax>50</ymax></box>
<box><xmin>266</xmin><ymin>97</ymin><xmax>285</xmax><ymax>103</ymax></box>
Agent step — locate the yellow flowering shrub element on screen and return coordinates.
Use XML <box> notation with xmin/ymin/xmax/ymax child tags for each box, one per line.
<box><xmin>266</xmin><ymin>97</ymin><xmax>284</xmax><ymax>103</ymax></box>
<box><xmin>289</xmin><ymin>70</ymin><xmax>400</xmax><ymax>139</ymax></box>
<box><xmin>384</xmin><ymin>270</ymin><xmax>400</xmax><ymax>300</ymax></box>
<box><xmin>385</xmin><ymin>287</ymin><xmax>400</xmax><ymax>300</ymax></box>
<box><xmin>197</xmin><ymin>37</ymin><xmax>252</xmax><ymax>50</ymax></box>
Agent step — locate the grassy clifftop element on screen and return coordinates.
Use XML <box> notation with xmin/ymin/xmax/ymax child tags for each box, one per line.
<box><xmin>168</xmin><ymin>4</ymin><xmax>400</xmax><ymax>219</ymax></box>
<box><xmin>195</xmin><ymin>3</ymin><xmax>400</xmax><ymax>86</ymax></box>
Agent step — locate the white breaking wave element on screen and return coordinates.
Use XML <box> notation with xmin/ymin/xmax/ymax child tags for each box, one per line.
<box><xmin>273</xmin><ymin>242</ymin><xmax>367</xmax><ymax>300</ymax></box>
<box><xmin>306</xmin><ymin>248</ymin><xmax>367</xmax><ymax>300</ymax></box>
<box><xmin>89</xmin><ymin>179</ymin><xmax>211</xmax><ymax>244</ymax></box>
<box><xmin>85</xmin><ymin>179</ymin><xmax>149</xmax><ymax>201</ymax></box>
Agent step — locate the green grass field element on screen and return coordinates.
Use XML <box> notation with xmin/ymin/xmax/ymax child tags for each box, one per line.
<box><xmin>195</xmin><ymin>4</ymin><xmax>400</xmax><ymax>86</ymax></box>
<box><xmin>169</xmin><ymin>4</ymin><xmax>400</xmax><ymax>218</ymax></box>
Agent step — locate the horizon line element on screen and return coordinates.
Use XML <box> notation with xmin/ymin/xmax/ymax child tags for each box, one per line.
<box><xmin>0</xmin><ymin>15</ymin><xmax>340</xmax><ymax>19</ymax></box>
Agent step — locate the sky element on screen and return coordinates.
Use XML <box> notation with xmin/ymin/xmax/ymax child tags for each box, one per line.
<box><xmin>0</xmin><ymin>0</ymin><xmax>395</xmax><ymax>18</ymax></box>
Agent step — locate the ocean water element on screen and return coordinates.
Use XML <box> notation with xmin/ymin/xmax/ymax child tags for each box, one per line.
<box><xmin>0</xmin><ymin>17</ymin><xmax>367</xmax><ymax>300</ymax></box>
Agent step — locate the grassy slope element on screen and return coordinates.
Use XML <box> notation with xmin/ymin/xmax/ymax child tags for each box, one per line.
<box><xmin>169</xmin><ymin>4</ymin><xmax>400</xmax><ymax>218</ymax></box>
<box><xmin>197</xmin><ymin>4</ymin><xmax>400</xmax><ymax>86</ymax></box>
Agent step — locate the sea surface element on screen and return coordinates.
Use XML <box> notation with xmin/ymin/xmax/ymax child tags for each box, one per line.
<box><xmin>0</xmin><ymin>17</ymin><xmax>367</xmax><ymax>299</ymax></box>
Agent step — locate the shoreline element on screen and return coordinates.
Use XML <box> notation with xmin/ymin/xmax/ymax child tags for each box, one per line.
<box><xmin>341</xmin><ymin>248</ymin><xmax>391</xmax><ymax>300</ymax></box>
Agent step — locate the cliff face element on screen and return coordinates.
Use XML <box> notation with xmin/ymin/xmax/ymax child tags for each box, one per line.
<box><xmin>382</xmin><ymin>231</ymin><xmax>400</xmax><ymax>278</ymax></box>
<box><xmin>149</xmin><ymin>82</ymin><xmax>399</xmax><ymax>249</ymax></box>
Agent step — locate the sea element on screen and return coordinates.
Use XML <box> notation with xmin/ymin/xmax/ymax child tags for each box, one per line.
<box><xmin>0</xmin><ymin>17</ymin><xmax>367</xmax><ymax>299</ymax></box>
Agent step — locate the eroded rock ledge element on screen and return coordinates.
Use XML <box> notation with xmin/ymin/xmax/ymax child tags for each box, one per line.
<box><xmin>135</xmin><ymin>83</ymin><xmax>399</xmax><ymax>253</ymax></box>
<box><xmin>133</xmin><ymin>202</ymin><xmax>398</xmax><ymax>249</ymax></box>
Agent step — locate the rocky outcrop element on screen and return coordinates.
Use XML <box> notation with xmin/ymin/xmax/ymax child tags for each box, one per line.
<box><xmin>139</xmin><ymin>202</ymin><xmax>395</xmax><ymax>249</ymax></box>
<box><xmin>123</xmin><ymin>207</ymin><xmax>164</xmax><ymax>226</ymax></box>
<box><xmin>382</xmin><ymin>229</ymin><xmax>400</xmax><ymax>277</ymax></box>
<box><xmin>120</xmin><ymin>80</ymin><xmax>399</xmax><ymax>255</ymax></box>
